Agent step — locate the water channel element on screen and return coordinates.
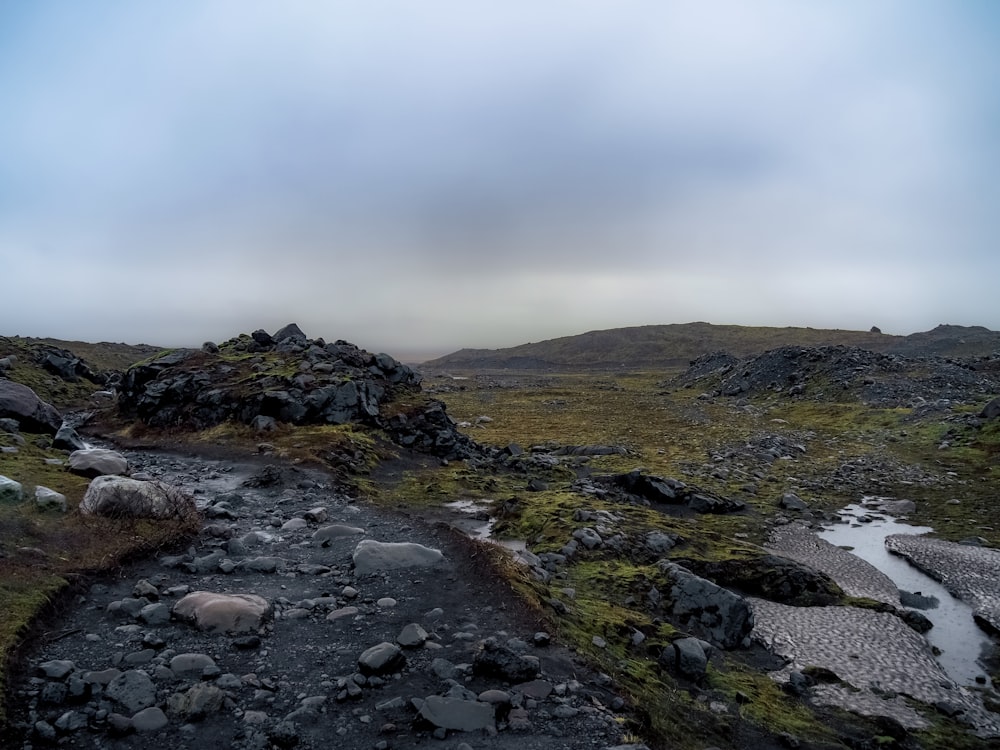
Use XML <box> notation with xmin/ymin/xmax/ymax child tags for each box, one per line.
<box><xmin>819</xmin><ymin>502</ymin><xmax>993</xmax><ymax>686</ymax></box>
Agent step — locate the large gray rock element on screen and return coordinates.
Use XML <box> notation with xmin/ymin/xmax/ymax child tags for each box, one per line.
<box><xmin>273</xmin><ymin>322</ymin><xmax>307</xmax><ymax>342</ymax></box>
<box><xmin>69</xmin><ymin>448</ymin><xmax>129</xmax><ymax>477</ymax></box>
<box><xmin>105</xmin><ymin>670</ymin><xmax>157</xmax><ymax>714</ymax></box>
<box><xmin>172</xmin><ymin>592</ymin><xmax>271</xmax><ymax>633</ymax></box>
<box><xmin>0</xmin><ymin>379</ymin><xmax>61</xmax><ymax>434</ymax></box>
<box><xmin>81</xmin><ymin>476</ymin><xmax>193</xmax><ymax>519</ymax></box>
<box><xmin>418</xmin><ymin>695</ymin><xmax>495</xmax><ymax>732</ymax></box>
<box><xmin>659</xmin><ymin>562</ymin><xmax>754</xmax><ymax>648</ymax></box>
<box><xmin>352</xmin><ymin>539</ymin><xmax>445</xmax><ymax>575</ymax></box>
<box><xmin>668</xmin><ymin>637</ymin><xmax>711</xmax><ymax>679</ymax></box>
<box><xmin>0</xmin><ymin>475</ymin><xmax>23</xmax><ymax>504</ymax></box>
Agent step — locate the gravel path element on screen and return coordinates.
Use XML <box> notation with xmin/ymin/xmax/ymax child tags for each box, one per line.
<box><xmin>4</xmin><ymin>448</ymin><xmax>637</xmax><ymax>750</ymax></box>
<box><xmin>886</xmin><ymin>535</ymin><xmax>1000</xmax><ymax>632</ymax></box>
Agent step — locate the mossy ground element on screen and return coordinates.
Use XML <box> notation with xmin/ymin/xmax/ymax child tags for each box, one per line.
<box><xmin>0</xmin><ymin>433</ymin><xmax>199</xmax><ymax>724</ymax></box>
<box><xmin>419</xmin><ymin>369</ymin><xmax>1000</xmax><ymax>748</ymax></box>
<box><xmin>2</xmin><ymin>352</ymin><xmax>997</xmax><ymax>746</ymax></box>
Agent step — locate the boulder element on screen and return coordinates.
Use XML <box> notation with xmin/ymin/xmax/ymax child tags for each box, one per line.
<box><xmin>0</xmin><ymin>475</ymin><xmax>23</xmax><ymax>504</ymax></box>
<box><xmin>172</xmin><ymin>592</ymin><xmax>272</xmax><ymax>633</ymax></box>
<box><xmin>167</xmin><ymin>682</ymin><xmax>226</xmax><ymax>721</ymax></box>
<box><xmin>397</xmin><ymin>623</ymin><xmax>430</xmax><ymax>648</ymax></box>
<box><xmin>980</xmin><ymin>397</ymin><xmax>1000</xmax><ymax>420</ymax></box>
<box><xmin>69</xmin><ymin>448</ymin><xmax>129</xmax><ymax>477</ymax></box>
<box><xmin>81</xmin><ymin>476</ymin><xmax>193</xmax><ymax>519</ymax></box>
<box><xmin>778</xmin><ymin>492</ymin><xmax>808</xmax><ymax>511</ymax></box>
<box><xmin>131</xmin><ymin>707</ymin><xmax>169</xmax><ymax>732</ymax></box>
<box><xmin>667</xmin><ymin>637</ymin><xmax>711</xmax><ymax>679</ymax></box>
<box><xmin>658</xmin><ymin>562</ymin><xmax>754</xmax><ymax>649</ymax></box>
<box><xmin>352</xmin><ymin>539</ymin><xmax>445</xmax><ymax>575</ymax></box>
<box><xmin>357</xmin><ymin>642</ymin><xmax>406</xmax><ymax>675</ymax></box>
<box><xmin>684</xmin><ymin>555</ymin><xmax>842</xmax><ymax>607</ymax></box>
<box><xmin>169</xmin><ymin>653</ymin><xmax>216</xmax><ymax>678</ymax></box>
<box><xmin>105</xmin><ymin>670</ymin><xmax>157</xmax><ymax>714</ymax></box>
<box><xmin>53</xmin><ymin>424</ymin><xmax>86</xmax><ymax>451</ymax></box>
<box><xmin>35</xmin><ymin>486</ymin><xmax>67</xmax><ymax>512</ymax></box>
<box><xmin>473</xmin><ymin>638</ymin><xmax>541</xmax><ymax>682</ymax></box>
<box><xmin>0</xmin><ymin>379</ymin><xmax>62</xmax><ymax>434</ymax></box>
<box><xmin>687</xmin><ymin>491</ymin><xmax>745</xmax><ymax>514</ymax></box>
<box><xmin>418</xmin><ymin>695</ymin><xmax>495</xmax><ymax>732</ymax></box>
<box><xmin>273</xmin><ymin>322</ymin><xmax>307</xmax><ymax>342</ymax></box>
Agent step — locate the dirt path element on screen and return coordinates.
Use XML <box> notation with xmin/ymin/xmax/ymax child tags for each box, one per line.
<box><xmin>3</xmin><ymin>447</ymin><xmax>639</xmax><ymax>750</ymax></box>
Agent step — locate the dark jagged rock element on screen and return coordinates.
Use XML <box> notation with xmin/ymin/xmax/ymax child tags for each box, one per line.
<box><xmin>598</xmin><ymin>470</ymin><xmax>745</xmax><ymax>514</ymax></box>
<box><xmin>0</xmin><ymin>379</ymin><xmax>63</xmax><ymax>434</ymax></box>
<box><xmin>674</xmin><ymin>345</ymin><xmax>1000</xmax><ymax>408</ymax></box>
<box><xmin>38</xmin><ymin>346</ymin><xmax>104</xmax><ymax>385</ymax></box>
<box><xmin>117</xmin><ymin>327</ymin><xmax>478</xmax><ymax>459</ymax></box>
<box><xmin>473</xmin><ymin>637</ymin><xmax>541</xmax><ymax>682</ymax></box>
<box><xmin>657</xmin><ymin>562</ymin><xmax>754</xmax><ymax>648</ymax></box>
<box><xmin>980</xmin><ymin>397</ymin><xmax>1000</xmax><ymax>419</ymax></box>
<box><xmin>679</xmin><ymin>555</ymin><xmax>843</xmax><ymax>607</ymax></box>
<box><xmin>53</xmin><ymin>424</ymin><xmax>86</xmax><ymax>451</ymax></box>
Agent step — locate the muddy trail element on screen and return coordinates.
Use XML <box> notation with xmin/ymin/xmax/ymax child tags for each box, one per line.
<box><xmin>2</xmin><ymin>446</ymin><xmax>639</xmax><ymax>750</ymax></box>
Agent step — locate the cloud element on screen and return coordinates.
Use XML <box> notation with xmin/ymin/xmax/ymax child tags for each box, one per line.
<box><xmin>1</xmin><ymin>1</ymin><xmax>999</xmax><ymax>352</ymax></box>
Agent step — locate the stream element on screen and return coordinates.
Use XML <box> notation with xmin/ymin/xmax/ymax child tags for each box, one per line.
<box><xmin>819</xmin><ymin>502</ymin><xmax>993</xmax><ymax>687</ymax></box>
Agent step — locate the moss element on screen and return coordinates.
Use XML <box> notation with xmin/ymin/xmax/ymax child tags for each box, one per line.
<box><xmin>707</xmin><ymin>662</ymin><xmax>838</xmax><ymax>743</ymax></box>
<box><xmin>0</xmin><ymin>573</ymin><xmax>67</xmax><ymax>724</ymax></box>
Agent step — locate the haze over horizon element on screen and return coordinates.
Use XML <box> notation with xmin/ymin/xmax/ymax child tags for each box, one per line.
<box><xmin>3</xmin><ymin>2</ymin><xmax>999</xmax><ymax>358</ymax></box>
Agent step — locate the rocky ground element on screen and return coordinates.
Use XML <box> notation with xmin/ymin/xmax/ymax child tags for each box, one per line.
<box><xmin>3</xmin><ymin>446</ymin><xmax>641</xmax><ymax>750</ymax></box>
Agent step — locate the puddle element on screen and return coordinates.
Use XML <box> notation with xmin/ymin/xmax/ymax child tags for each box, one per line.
<box><xmin>819</xmin><ymin>501</ymin><xmax>993</xmax><ymax>686</ymax></box>
<box><xmin>444</xmin><ymin>499</ymin><xmax>527</xmax><ymax>553</ymax></box>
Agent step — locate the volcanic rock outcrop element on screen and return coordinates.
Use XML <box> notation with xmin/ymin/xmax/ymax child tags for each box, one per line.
<box><xmin>117</xmin><ymin>325</ymin><xmax>477</xmax><ymax>459</ymax></box>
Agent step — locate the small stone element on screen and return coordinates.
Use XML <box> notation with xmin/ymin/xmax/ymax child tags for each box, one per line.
<box><xmin>397</xmin><ymin>623</ymin><xmax>429</xmax><ymax>648</ymax></box>
<box><xmin>358</xmin><ymin>642</ymin><xmax>406</xmax><ymax>676</ymax></box>
<box><xmin>132</xmin><ymin>706</ymin><xmax>169</xmax><ymax>732</ymax></box>
<box><xmin>38</xmin><ymin>659</ymin><xmax>75</xmax><ymax>680</ymax></box>
<box><xmin>327</xmin><ymin>606</ymin><xmax>360</xmax><ymax>622</ymax></box>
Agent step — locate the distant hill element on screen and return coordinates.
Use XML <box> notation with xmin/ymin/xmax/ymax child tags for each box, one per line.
<box><xmin>421</xmin><ymin>323</ymin><xmax>1000</xmax><ymax>372</ymax></box>
<box><xmin>0</xmin><ymin>335</ymin><xmax>161</xmax><ymax>408</ymax></box>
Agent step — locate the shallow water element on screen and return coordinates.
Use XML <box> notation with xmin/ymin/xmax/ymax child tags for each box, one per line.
<box><xmin>444</xmin><ymin>499</ymin><xmax>526</xmax><ymax>552</ymax></box>
<box><xmin>819</xmin><ymin>502</ymin><xmax>992</xmax><ymax>686</ymax></box>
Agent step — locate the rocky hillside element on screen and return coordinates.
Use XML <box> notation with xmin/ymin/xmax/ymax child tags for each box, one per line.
<box><xmin>116</xmin><ymin>324</ymin><xmax>476</xmax><ymax>460</ymax></box>
<box><xmin>0</xmin><ymin>335</ymin><xmax>158</xmax><ymax>408</ymax></box>
<box><xmin>671</xmin><ymin>345</ymin><xmax>1000</xmax><ymax>409</ymax></box>
<box><xmin>422</xmin><ymin>323</ymin><xmax>1000</xmax><ymax>372</ymax></box>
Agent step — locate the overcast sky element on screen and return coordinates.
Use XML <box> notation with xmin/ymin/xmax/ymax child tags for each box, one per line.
<box><xmin>2</xmin><ymin>1</ymin><xmax>998</xmax><ymax>358</ymax></box>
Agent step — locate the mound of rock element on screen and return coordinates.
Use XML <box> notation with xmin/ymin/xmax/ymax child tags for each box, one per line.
<box><xmin>673</xmin><ymin>345</ymin><xmax>1000</xmax><ymax>407</ymax></box>
<box><xmin>117</xmin><ymin>325</ymin><xmax>478</xmax><ymax>459</ymax></box>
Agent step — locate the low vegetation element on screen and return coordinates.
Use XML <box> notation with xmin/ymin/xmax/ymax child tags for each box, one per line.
<box><xmin>0</xmin><ymin>433</ymin><xmax>198</xmax><ymax>724</ymax></box>
<box><xmin>2</xmin><ymin>325</ymin><xmax>999</xmax><ymax>747</ymax></box>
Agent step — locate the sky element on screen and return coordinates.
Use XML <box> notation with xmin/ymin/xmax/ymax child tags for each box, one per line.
<box><xmin>2</xmin><ymin>1</ymin><xmax>999</xmax><ymax>359</ymax></box>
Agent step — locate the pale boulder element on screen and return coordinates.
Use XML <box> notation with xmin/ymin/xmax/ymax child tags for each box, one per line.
<box><xmin>81</xmin><ymin>476</ymin><xmax>193</xmax><ymax>519</ymax></box>
<box><xmin>172</xmin><ymin>591</ymin><xmax>272</xmax><ymax>633</ymax></box>
<box><xmin>352</xmin><ymin>539</ymin><xmax>445</xmax><ymax>576</ymax></box>
<box><xmin>69</xmin><ymin>448</ymin><xmax>129</xmax><ymax>477</ymax></box>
